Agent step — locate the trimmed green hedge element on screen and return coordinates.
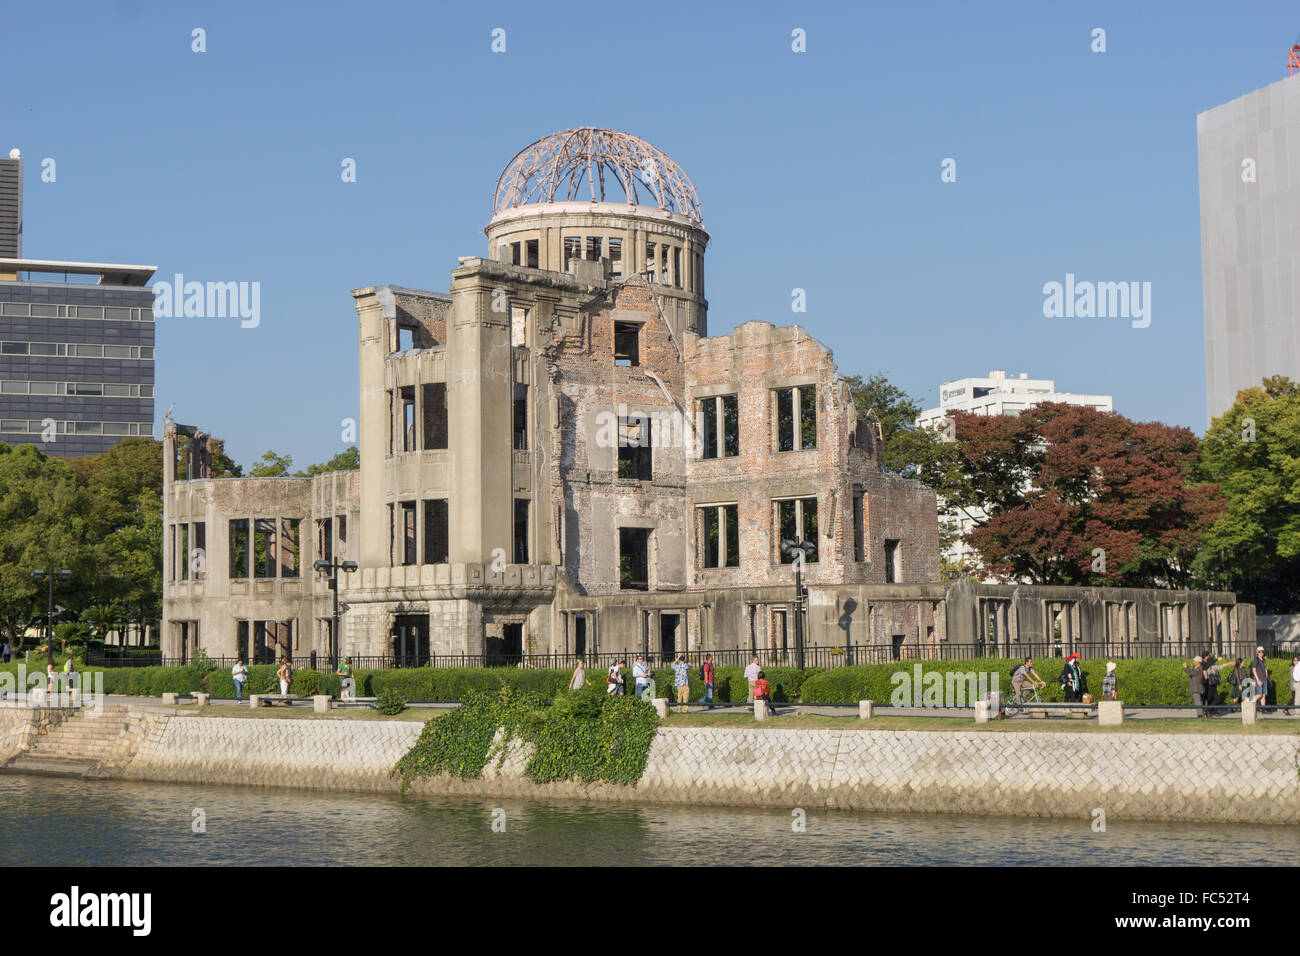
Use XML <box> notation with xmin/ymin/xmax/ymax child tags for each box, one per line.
<box><xmin>797</xmin><ymin>657</ymin><xmax>1298</xmax><ymax>708</ymax></box>
<box><xmin>2</xmin><ymin>657</ymin><xmax>1289</xmax><ymax>709</ymax></box>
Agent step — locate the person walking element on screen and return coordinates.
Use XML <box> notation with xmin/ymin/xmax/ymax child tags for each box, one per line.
<box><xmin>632</xmin><ymin>655</ymin><xmax>651</xmax><ymax>698</ymax></box>
<box><xmin>45</xmin><ymin>658</ymin><xmax>55</xmax><ymax>697</ymax></box>
<box><xmin>752</xmin><ymin>670</ymin><xmax>776</xmax><ymax>717</ymax></box>
<box><xmin>1101</xmin><ymin>661</ymin><xmax>1118</xmax><ymax>701</ymax></box>
<box><xmin>699</xmin><ymin>654</ymin><xmax>715</xmax><ymax>704</ymax></box>
<box><xmin>1251</xmin><ymin>647</ymin><xmax>1270</xmax><ymax>712</ymax></box>
<box><xmin>1058</xmin><ymin>654</ymin><xmax>1083</xmax><ymax>703</ymax></box>
<box><xmin>744</xmin><ymin>656</ymin><xmax>761</xmax><ymax>703</ymax></box>
<box><xmin>1204</xmin><ymin>654</ymin><xmax>1223</xmax><ymax>710</ymax></box>
<box><xmin>335</xmin><ymin>655</ymin><xmax>355</xmax><ymax>699</ymax></box>
<box><xmin>232</xmin><ymin>658</ymin><xmax>249</xmax><ymax>703</ymax></box>
<box><xmin>569</xmin><ymin>658</ymin><xmax>587</xmax><ymax>691</ymax></box>
<box><xmin>606</xmin><ymin>659</ymin><xmax>625</xmax><ymax>696</ymax></box>
<box><xmin>1</xmin><ymin>641</ymin><xmax>10</xmax><ymax>663</ymax></box>
<box><xmin>63</xmin><ymin>654</ymin><xmax>75</xmax><ymax>693</ymax></box>
<box><xmin>1225</xmin><ymin>657</ymin><xmax>1249</xmax><ymax>705</ymax></box>
<box><xmin>277</xmin><ymin>657</ymin><xmax>293</xmax><ymax>696</ymax></box>
<box><xmin>1183</xmin><ymin>656</ymin><xmax>1207</xmax><ymax>718</ymax></box>
<box><xmin>671</xmin><ymin>654</ymin><xmax>690</xmax><ymax>705</ymax></box>
<box><xmin>1290</xmin><ymin>656</ymin><xmax>1300</xmax><ymax>716</ymax></box>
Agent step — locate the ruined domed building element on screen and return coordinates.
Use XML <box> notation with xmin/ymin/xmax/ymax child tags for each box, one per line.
<box><xmin>162</xmin><ymin>129</ymin><xmax>1252</xmax><ymax>668</ymax></box>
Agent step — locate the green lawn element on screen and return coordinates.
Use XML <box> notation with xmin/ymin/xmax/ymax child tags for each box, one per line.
<box><xmin>172</xmin><ymin>703</ymin><xmax>442</xmax><ymax>722</ymax></box>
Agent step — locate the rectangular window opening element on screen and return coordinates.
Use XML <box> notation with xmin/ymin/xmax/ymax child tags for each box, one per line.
<box><xmin>280</xmin><ymin>518</ymin><xmax>300</xmax><ymax>578</ymax></box>
<box><xmin>401</xmin><ymin>501</ymin><xmax>417</xmax><ymax>566</ymax></box>
<box><xmin>422</xmin><ymin>383</ymin><xmax>447</xmax><ymax>449</ymax></box>
<box><xmin>400</xmin><ymin>385</ymin><xmax>416</xmax><ymax>452</ymax></box>
<box><xmin>614</xmin><ymin>321</ymin><xmax>640</xmax><ymax>366</ymax></box>
<box><xmin>513</xmin><ymin>499</ymin><xmax>530</xmax><ymax>565</ymax></box>
<box><xmin>229</xmin><ymin>519</ymin><xmax>249</xmax><ymax>579</ymax></box>
<box><xmin>699</xmin><ymin>504</ymin><xmax>740</xmax><ymax>569</ymax></box>
<box><xmin>423</xmin><ymin>499</ymin><xmax>449</xmax><ymax>564</ymax></box>
<box><xmin>617</xmin><ymin>415</ymin><xmax>652</xmax><ymax>480</ymax></box>
<box><xmin>619</xmin><ymin>527</ymin><xmax>651</xmax><ymax>591</ymax></box>
<box><xmin>885</xmin><ymin>539</ymin><xmax>901</xmax><ymax>583</ymax></box>
<box><xmin>513</xmin><ymin>388</ymin><xmax>528</xmax><ymax>451</ymax></box>
<box><xmin>776</xmin><ymin>497</ymin><xmax>819</xmax><ymax>564</ymax></box>
<box><xmin>253</xmin><ymin>518</ymin><xmax>277</xmax><ymax>578</ymax></box>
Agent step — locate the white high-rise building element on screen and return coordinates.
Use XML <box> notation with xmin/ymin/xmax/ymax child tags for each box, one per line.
<box><xmin>917</xmin><ymin>370</ymin><xmax>1112</xmax><ymax>429</ymax></box>
<box><xmin>916</xmin><ymin>370</ymin><xmax>1114</xmax><ymax>575</ymax></box>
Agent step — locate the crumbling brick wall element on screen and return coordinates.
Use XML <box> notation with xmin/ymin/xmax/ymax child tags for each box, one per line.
<box><xmin>548</xmin><ymin>280</ymin><xmax>689</xmax><ymax>596</ymax></box>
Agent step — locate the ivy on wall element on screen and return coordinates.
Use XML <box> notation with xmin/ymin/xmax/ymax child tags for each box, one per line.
<box><xmin>393</xmin><ymin>685</ymin><xmax>658</xmax><ymax>790</ymax></box>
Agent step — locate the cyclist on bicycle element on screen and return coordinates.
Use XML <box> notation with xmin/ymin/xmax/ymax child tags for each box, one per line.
<box><xmin>1011</xmin><ymin>657</ymin><xmax>1046</xmax><ymax>704</ymax></box>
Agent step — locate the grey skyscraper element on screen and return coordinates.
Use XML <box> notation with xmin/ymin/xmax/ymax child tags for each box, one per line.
<box><xmin>1197</xmin><ymin>72</ymin><xmax>1300</xmax><ymax>423</ymax></box>
<box><xmin>0</xmin><ymin>150</ymin><xmax>156</xmax><ymax>457</ymax></box>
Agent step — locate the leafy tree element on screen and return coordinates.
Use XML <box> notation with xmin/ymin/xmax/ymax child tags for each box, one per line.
<box><xmin>70</xmin><ymin>439</ymin><xmax>163</xmax><ymax>631</ymax></box>
<box><xmin>247</xmin><ymin>450</ymin><xmax>293</xmax><ymax>477</ymax></box>
<box><xmin>946</xmin><ymin>403</ymin><xmax>1222</xmax><ymax>587</ymax></box>
<box><xmin>1194</xmin><ymin>376</ymin><xmax>1300</xmax><ymax>612</ymax></box>
<box><xmin>297</xmin><ymin>446</ymin><xmax>360</xmax><ymax>476</ymax></box>
<box><xmin>0</xmin><ymin>443</ymin><xmax>96</xmax><ymax>651</ymax></box>
<box><xmin>207</xmin><ymin>437</ymin><xmax>243</xmax><ymax>477</ymax></box>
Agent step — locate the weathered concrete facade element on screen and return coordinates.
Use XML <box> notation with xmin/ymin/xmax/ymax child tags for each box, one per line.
<box><xmin>161</xmin><ymin>128</ymin><xmax>1252</xmax><ymax>664</ymax></box>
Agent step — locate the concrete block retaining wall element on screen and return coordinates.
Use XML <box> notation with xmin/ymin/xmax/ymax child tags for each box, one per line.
<box><xmin>6</xmin><ymin>706</ymin><xmax>1298</xmax><ymax>824</ymax></box>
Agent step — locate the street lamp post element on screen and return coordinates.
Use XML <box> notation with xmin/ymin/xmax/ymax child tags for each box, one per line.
<box><xmin>779</xmin><ymin>539</ymin><xmax>816</xmax><ymax>670</ymax></box>
<box><xmin>30</xmin><ymin>568</ymin><xmax>71</xmax><ymax>660</ymax></box>
<box><xmin>313</xmin><ymin>558</ymin><xmax>357</xmax><ymax>669</ymax></box>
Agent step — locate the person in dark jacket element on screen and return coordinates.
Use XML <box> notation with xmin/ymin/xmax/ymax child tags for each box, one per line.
<box><xmin>1058</xmin><ymin>654</ymin><xmax>1084</xmax><ymax>703</ymax></box>
<box><xmin>1225</xmin><ymin>658</ymin><xmax>1250</xmax><ymax>705</ymax></box>
<box><xmin>1183</xmin><ymin>656</ymin><xmax>1207</xmax><ymax>718</ymax></box>
<box><xmin>1203</xmin><ymin>654</ymin><xmax>1223</xmax><ymax>709</ymax></box>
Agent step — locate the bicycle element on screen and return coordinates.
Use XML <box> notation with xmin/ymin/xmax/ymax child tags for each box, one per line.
<box><xmin>1003</xmin><ymin>683</ymin><xmax>1046</xmax><ymax>717</ymax></box>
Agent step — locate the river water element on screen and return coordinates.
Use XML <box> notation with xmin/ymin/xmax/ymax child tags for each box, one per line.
<box><xmin>0</xmin><ymin>775</ymin><xmax>1295</xmax><ymax>866</ymax></box>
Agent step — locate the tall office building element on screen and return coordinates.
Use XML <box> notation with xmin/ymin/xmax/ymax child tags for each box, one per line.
<box><xmin>0</xmin><ymin>149</ymin><xmax>156</xmax><ymax>457</ymax></box>
<box><xmin>1198</xmin><ymin>71</ymin><xmax>1300</xmax><ymax>423</ymax></box>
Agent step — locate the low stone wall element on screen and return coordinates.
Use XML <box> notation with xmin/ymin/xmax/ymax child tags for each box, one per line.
<box><xmin>7</xmin><ymin>706</ymin><xmax>1298</xmax><ymax>824</ymax></box>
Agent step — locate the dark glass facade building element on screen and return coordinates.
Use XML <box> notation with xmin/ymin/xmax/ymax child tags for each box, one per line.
<box><xmin>0</xmin><ymin>152</ymin><xmax>155</xmax><ymax>457</ymax></box>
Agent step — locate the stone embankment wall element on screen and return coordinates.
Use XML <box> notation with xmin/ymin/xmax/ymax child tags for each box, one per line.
<box><xmin>7</xmin><ymin>706</ymin><xmax>1299</xmax><ymax>824</ymax></box>
<box><xmin>0</xmin><ymin>703</ymin><xmax>73</xmax><ymax>762</ymax></box>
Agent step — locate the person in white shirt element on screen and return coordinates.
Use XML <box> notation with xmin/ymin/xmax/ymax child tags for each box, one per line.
<box><xmin>744</xmin><ymin>656</ymin><xmax>761</xmax><ymax>702</ymax></box>
<box><xmin>632</xmin><ymin>656</ymin><xmax>651</xmax><ymax>698</ymax></box>
<box><xmin>1290</xmin><ymin>657</ymin><xmax>1300</xmax><ymax>716</ymax></box>
<box><xmin>232</xmin><ymin>658</ymin><xmax>249</xmax><ymax>703</ymax></box>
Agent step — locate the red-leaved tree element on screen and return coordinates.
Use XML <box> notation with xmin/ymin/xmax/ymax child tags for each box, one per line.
<box><xmin>945</xmin><ymin>403</ymin><xmax>1223</xmax><ymax>586</ymax></box>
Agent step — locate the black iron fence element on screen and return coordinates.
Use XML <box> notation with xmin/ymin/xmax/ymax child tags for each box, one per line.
<box><xmin>84</xmin><ymin>639</ymin><xmax>1270</xmax><ymax>671</ymax></box>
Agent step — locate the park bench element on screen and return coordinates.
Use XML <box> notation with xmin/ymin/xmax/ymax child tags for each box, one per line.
<box><xmin>247</xmin><ymin>694</ymin><xmax>299</xmax><ymax>708</ymax></box>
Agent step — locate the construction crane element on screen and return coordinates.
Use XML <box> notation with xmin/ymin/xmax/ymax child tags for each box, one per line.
<box><xmin>1289</xmin><ymin>38</ymin><xmax>1300</xmax><ymax>75</ymax></box>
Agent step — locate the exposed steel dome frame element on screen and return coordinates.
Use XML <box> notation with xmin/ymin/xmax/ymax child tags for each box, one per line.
<box><xmin>492</xmin><ymin>128</ymin><xmax>703</xmax><ymax>225</ymax></box>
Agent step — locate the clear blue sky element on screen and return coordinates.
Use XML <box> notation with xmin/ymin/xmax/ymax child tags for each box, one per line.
<box><xmin>2</xmin><ymin>0</ymin><xmax>1294</xmax><ymax>469</ymax></box>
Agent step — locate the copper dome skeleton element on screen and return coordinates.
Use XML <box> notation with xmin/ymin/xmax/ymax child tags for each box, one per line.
<box><xmin>492</xmin><ymin>128</ymin><xmax>703</xmax><ymax>226</ymax></box>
